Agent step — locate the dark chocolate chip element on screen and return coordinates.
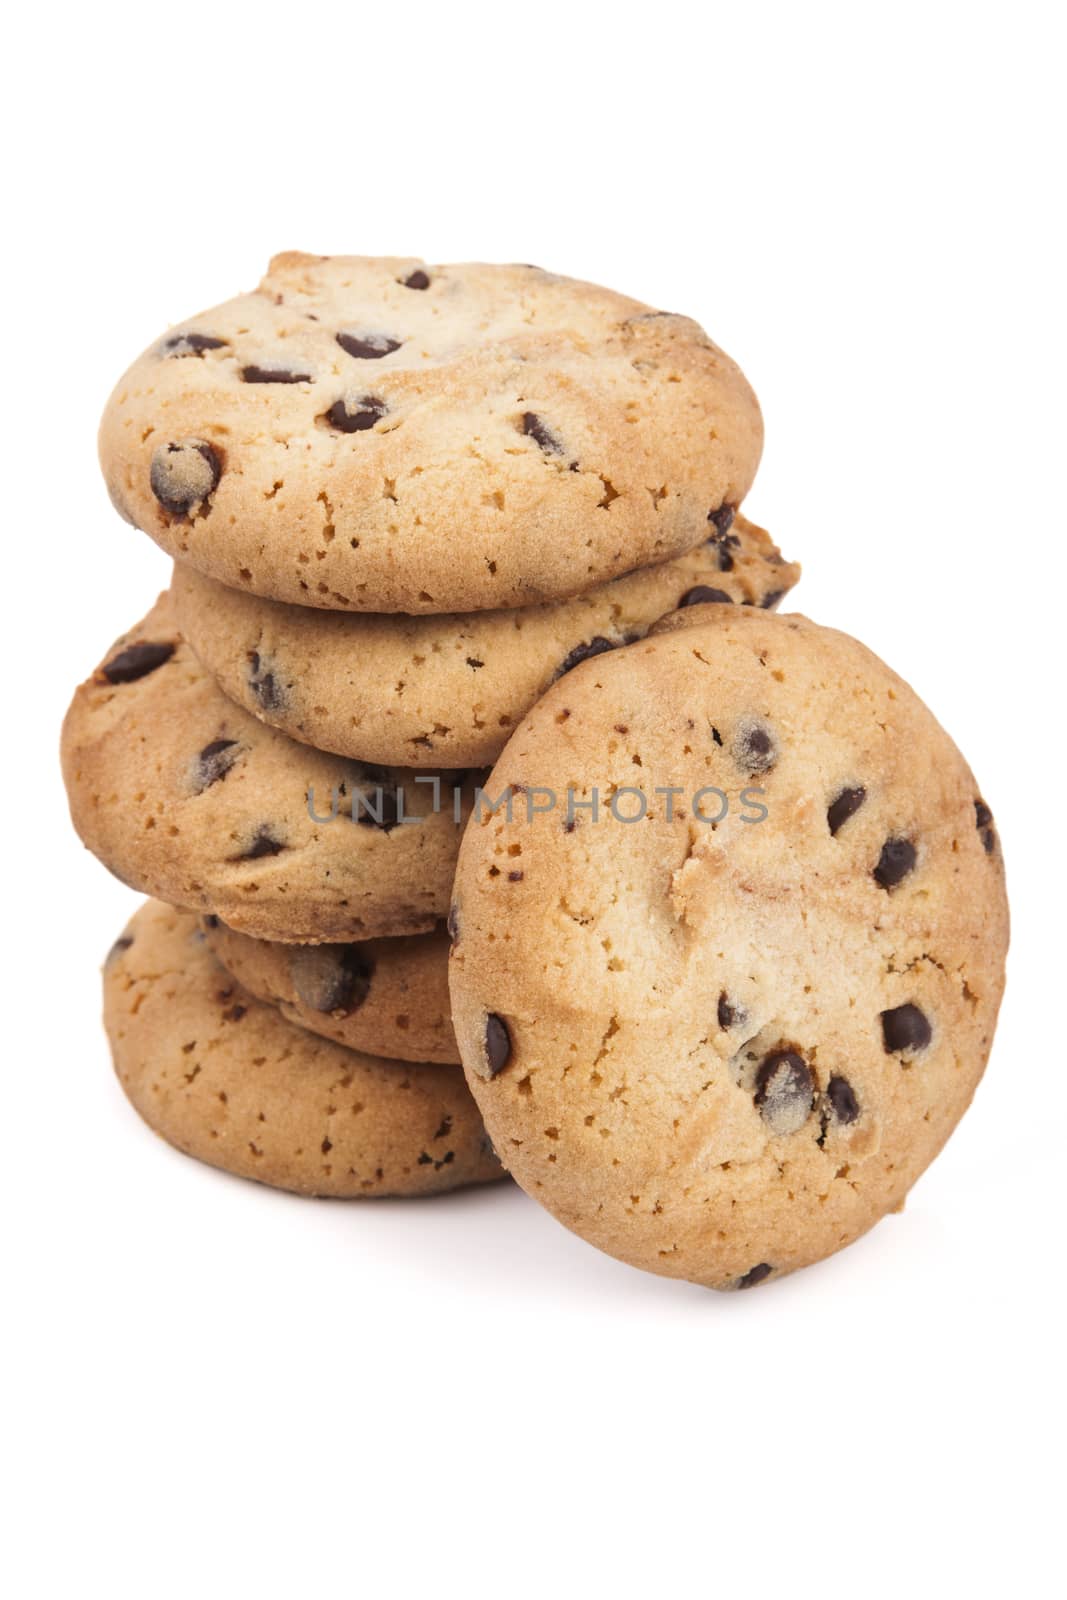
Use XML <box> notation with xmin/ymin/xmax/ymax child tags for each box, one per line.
<box><xmin>485</xmin><ymin>1013</ymin><xmax>513</xmax><ymax>1076</ymax></box>
<box><xmin>162</xmin><ymin>332</ymin><xmax>227</xmax><ymax>357</ymax></box>
<box><xmin>336</xmin><ymin>332</ymin><xmax>402</xmax><ymax>360</ymax></box>
<box><xmin>679</xmin><ymin>586</ymin><xmax>733</xmax><ymax>607</ymax></box>
<box><xmin>324</xmin><ymin>395</ymin><xmax>388</xmax><ymax>433</ymax></box>
<box><xmin>102</xmin><ymin>640</ymin><xmax>176</xmax><ymax>684</ymax></box>
<box><xmin>236</xmin><ymin>827</ymin><xmax>286</xmax><ymax>861</ymax></box>
<box><xmin>290</xmin><ymin>945</ymin><xmax>374</xmax><ymax>1015</ymax></box>
<box><xmin>222</xmin><ymin>1003</ymin><xmax>247</xmax><ymax>1022</ymax></box>
<box><xmin>248</xmin><ymin>652</ymin><xmax>286</xmax><ymax>712</ymax></box>
<box><xmin>105</xmin><ymin>935</ymin><xmax>133</xmax><ymax>964</ymax></box>
<box><xmin>734</xmin><ymin>719</ymin><xmax>778</xmax><ymax>776</ymax></box>
<box><xmin>873</xmin><ymin>838</ymin><xmax>917</xmax><ymax>890</ymax></box>
<box><xmin>401</xmin><ymin>269</ymin><xmax>430</xmax><ymax>290</ymax></box>
<box><xmin>521</xmin><ymin>412</ymin><xmax>564</xmax><ymax>455</ymax></box>
<box><xmin>760</xmin><ymin>590</ymin><xmax>785</xmax><ymax>610</ymax></box>
<box><xmin>754</xmin><ymin>1049</ymin><xmax>814</xmax><ymax>1135</ymax></box>
<box><xmin>827</xmin><ymin>786</ymin><xmax>866</xmax><ymax>836</ymax></box>
<box><xmin>880</xmin><ymin>1003</ymin><xmax>932</xmax><ymax>1054</ymax></box>
<box><xmin>717</xmin><ymin>993</ymin><xmax>747</xmax><ymax>1030</ymax></box>
<box><xmin>826</xmin><ymin>1074</ymin><xmax>860</xmax><ymax>1124</ymax></box>
<box><xmin>708</xmin><ymin>504</ymin><xmax>737</xmax><ymax>537</ymax></box>
<box><xmin>203</xmin><ymin>915</ymin><xmax>220</xmax><ymax>929</ymax></box>
<box><xmin>354</xmin><ymin>782</ymin><xmax>399</xmax><ymax>830</ymax></box>
<box><xmin>737</xmin><ymin>1263</ymin><xmax>772</xmax><ymax>1290</ymax></box>
<box><xmin>241</xmin><ymin>364</ymin><xmax>312</xmax><ymax>384</ymax></box>
<box><xmin>150</xmin><ymin>439</ymin><xmax>221</xmax><ymax>515</ymax></box>
<box><xmin>974</xmin><ymin>799</ymin><xmax>996</xmax><ymax>853</ymax></box>
<box><xmin>556</xmin><ymin>636</ymin><xmax>618</xmax><ymax>678</ymax></box>
<box><xmin>194</xmin><ymin>738</ymin><xmax>239</xmax><ymax>792</ymax></box>
<box><xmin>466</xmin><ymin>657</ymin><xmax>484</xmax><ymax>670</ymax></box>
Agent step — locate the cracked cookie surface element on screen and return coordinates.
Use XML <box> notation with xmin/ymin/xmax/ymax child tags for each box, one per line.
<box><xmin>202</xmin><ymin>917</ymin><xmax>457</xmax><ymax>1064</ymax></box>
<box><xmin>447</xmin><ymin>606</ymin><xmax>1008</xmax><ymax>1289</ymax></box>
<box><xmin>61</xmin><ymin>592</ymin><xmax>482</xmax><ymax>942</ymax></box>
<box><xmin>173</xmin><ymin>511</ymin><xmax>798</xmax><ymax>768</ymax></box>
<box><xmin>99</xmin><ymin>253</ymin><xmax>763</xmax><ymax>614</ymax></box>
<box><xmin>104</xmin><ymin>901</ymin><xmax>502</xmax><ymax>1197</ymax></box>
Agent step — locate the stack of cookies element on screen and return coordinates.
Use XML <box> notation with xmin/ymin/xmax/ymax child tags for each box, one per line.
<box><xmin>62</xmin><ymin>254</ymin><xmax>1007</xmax><ymax>1288</ymax></box>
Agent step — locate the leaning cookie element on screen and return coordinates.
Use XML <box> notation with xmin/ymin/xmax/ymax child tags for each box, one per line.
<box><xmin>173</xmin><ymin>511</ymin><xmax>798</xmax><ymax>769</ymax></box>
<box><xmin>448</xmin><ymin>606</ymin><xmax>1008</xmax><ymax>1290</ymax></box>
<box><xmin>99</xmin><ymin>253</ymin><xmax>763</xmax><ymax>614</ymax></box>
<box><xmin>202</xmin><ymin>917</ymin><xmax>457</xmax><ymax>1065</ymax></box>
<box><xmin>61</xmin><ymin>592</ymin><xmax>481</xmax><ymax>942</ymax></box>
<box><xmin>104</xmin><ymin>901</ymin><xmax>502</xmax><ymax>1197</ymax></box>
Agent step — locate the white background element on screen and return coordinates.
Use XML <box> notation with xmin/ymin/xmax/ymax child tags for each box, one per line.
<box><xmin>4</xmin><ymin>4</ymin><xmax>1062</xmax><ymax>1595</ymax></box>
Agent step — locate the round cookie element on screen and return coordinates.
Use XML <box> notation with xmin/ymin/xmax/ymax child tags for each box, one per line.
<box><xmin>202</xmin><ymin>917</ymin><xmax>457</xmax><ymax>1065</ymax></box>
<box><xmin>104</xmin><ymin>901</ymin><xmax>502</xmax><ymax>1198</ymax></box>
<box><xmin>447</xmin><ymin>606</ymin><xmax>1009</xmax><ymax>1290</ymax></box>
<box><xmin>173</xmin><ymin>511</ymin><xmax>799</xmax><ymax>768</ymax></box>
<box><xmin>99</xmin><ymin>253</ymin><xmax>764</xmax><ymax>614</ymax></box>
<box><xmin>61</xmin><ymin>592</ymin><xmax>481</xmax><ymax>943</ymax></box>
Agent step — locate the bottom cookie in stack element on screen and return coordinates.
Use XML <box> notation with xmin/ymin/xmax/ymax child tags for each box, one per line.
<box><xmin>104</xmin><ymin>901</ymin><xmax>502</xmax><ymax>1198</ymax></box>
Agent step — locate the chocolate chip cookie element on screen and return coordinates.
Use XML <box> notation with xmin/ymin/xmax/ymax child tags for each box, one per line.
<box><xmin>99</xmin><ymin>253</ymin><xmax>764</xmax><ymax>614</ymax></box>
<box><xmin>105</xmin><ymin>901</ymin><xmax>502</xmax><ymax>1197</ymax></box>
<box><xmin>173</xmin><ymin>511</ymin><xmax>798</xmax><ymax>768</ymax></box>
<box><xmin>61</xmin><ymin>592</ymin><xmax>482</xmax><ymax>942</ymax></box>
<box><xmin>202</xmin><ymin>917</ymin><xmax>457</xmax><ymax>1064</ymax></box>
<box><xmin>447</xmin><ymin>606</ymin><xmax>1008</xmax><ymax>1289</ymax></box>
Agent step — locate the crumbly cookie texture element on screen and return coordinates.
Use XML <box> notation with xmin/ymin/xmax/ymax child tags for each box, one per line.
<box><xmin>99</xmin><ymin>254</ymin><xmax>764</xmax><ymax>614</ymax></box>
<box><xmin>61</xmin><ymin>592</ymin><xmax>482</xmax><ymax>943</ymax></box>
<box><xmin>202</xmin><ymin>917</ymin><xmax>457</xmax><ymax>1065</ymax></box>
<box><xmin>104</xmin><ymin>901</ymin><xmax>502</xmax><ymax>1198</ymax></box>
<box><xmin>173</xmin><ymin>511</ymin><xmax>798</xmax><ymax>769</ymax></box>
<box><xmin>447</xmin><ymin>607</ymin><xmax>1009</xmax><ymax>1290</ymax></box>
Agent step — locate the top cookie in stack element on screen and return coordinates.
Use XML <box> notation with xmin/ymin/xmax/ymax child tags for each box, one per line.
<box><xmin>99</xmin><ymin>253</ymin><xmax>766</xmax><ymax>617</ymax></box>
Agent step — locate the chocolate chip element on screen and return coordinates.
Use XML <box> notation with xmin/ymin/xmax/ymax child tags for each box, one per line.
<box><xmin>162</xmin><ymin>332</ymin><xmax>227</xmax><ymax>357</ymax></box>
<box><xmin>248</xmin><ymin>652</ymin><xmax>286</xmax><ymax>712</ymax></box>
<box><xmin>203</xmin><ymin>914</ymin><xmax>220</xmax><ymax>929</ymax></box>
<box><xmin>679</xmin><ymin>586</ymin><xmax>733</xmax><ymax>607</ymax></box>
<box><xmin>150</xmin><ymin>439</ymin><xmax>221</xmax><ymax>516</ymax></box>
<box><xmin>241</xmin><ymin>364</ymin><xmax>312</xmax><ymax>383</ymax></box>
<box><xmin>827</xmin><ymin>786</ymin><xmax>866</xmax><ymax>836</ymax></box>
<box><xmin>324</xmin><ymin>395</ymin><xmax>387</xmax><ymax>433</ymax></box>
<box><xmin>484</xmin><ymin>1013</ymin><xmax>513</xmax><ymax>1076</ymax></box>
<box><xmin>974</xmin><ymin>798</ymin><xmax>996</xmax><ymax>854</ymax></box>
<box><xmin>760</xmin><ymin>590</ymin><xmax>785</xmax><ymax>610</ymax></box>
<box><xmin>336</xmin><ymin>332</ymin><xmax>402</xmax><ymax>360</ymax></box>
<box><xmin>105</xmin><ymin>935</ymin><xmax>133</xmax><ymax>964</ymax></box>
<box><xmin>353</xmin><ymin>781</ymin><xmax>399</xmax><ymax>830</ymax></box>
<box><xmin>873</xmin><ymin>838</ymin><xmax>917</xmax><ymax>890</ymax></box>
<box><xmin>706</xmin><ymin>506</ymin><xmax>740</xmax><ymax>570</ymax></box>
<box><xmin>194</xmin><ymin>738</ymin><xmax>239</xmax><ymax>792</ymax></box>
<box><xmin>447</xmin><ymin>903</ymin><xmax>460</xmax><ymax>944</ymax></box>
<box><xmin>290</xmin><ymin>944</ymin><xmax>374</xmax><ymax>1014</ymax></box>
<box><xmin>826</xmin><ymin>1074</ymin><xmax>860</xmax><ymax>1124</ymax></box>
<box><xmin>101</xmin><ymin>640</ymin><xmax>176</xmax><ymax>684</ymax></box>
<box><xmin>880</xmin><ymin>1003</ymin><xmax>932</xmax><ymax>1054</ymax></box>
<box><xmin>737</xmin><ymin>1263</ymin><xmax>772</xmax><ymax>1290</ymax></box>
<box><xmin>718</xmin><ymin>993</ymin><xmax>746</xmax><ymax>1030</ymax></box>
<box><xmin>521</xmin><ymin>412</ymin><xmax>564</xmax><ymax>454</ymax></box>
<box><xmin>235</xmin><ymin>827</ymin><xmax>286</xmax><ymax>861</ymax></box>
<box><xmin>754</xmin><ymin>1049</ymin><xmax>814</xmax><ymax>1136</ymax></box>
<box><xmin>401</xmin><ymin>269</ymin><xmax>430</xmax><ymax>289</ymax></box>
<box><xmin>733</xmin><ymin>718</ymin><xmax>778</xmax><ymax>776</ymax></box>
<box><xmin>556</xmin><ymin>636</ymin><xmax>618</xmax><ymax>678</ymax></box>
